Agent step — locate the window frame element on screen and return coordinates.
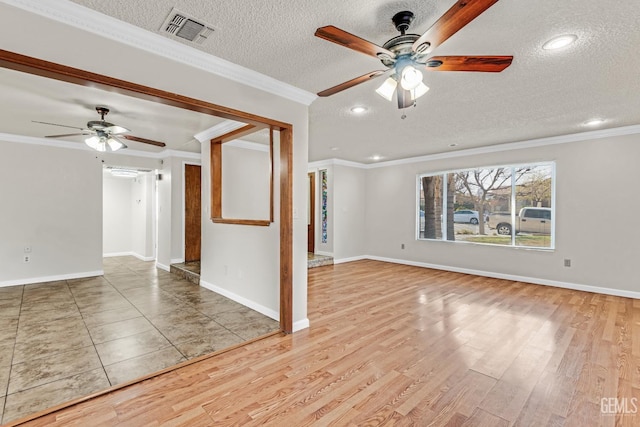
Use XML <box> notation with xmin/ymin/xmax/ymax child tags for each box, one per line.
<box><xmin>416</xmin><ymin>161</ymin><xmax>556</xmax><ymax>250</ymax></box>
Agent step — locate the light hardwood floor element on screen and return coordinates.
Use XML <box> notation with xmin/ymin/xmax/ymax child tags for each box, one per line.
<box><xmin>9</xmin><ymin>260</ymin><xmax>640</xmax><ymax>426</ymax></box>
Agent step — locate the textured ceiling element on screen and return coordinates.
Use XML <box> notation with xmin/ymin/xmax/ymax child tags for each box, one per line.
<box><xmin>4</xmin><ymin>0</ymin><xmax>640</xmax><ymax>162</ymax></box>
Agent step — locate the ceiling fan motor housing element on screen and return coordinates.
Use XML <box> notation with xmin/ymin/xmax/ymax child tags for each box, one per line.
<box><xmin>392</xmin><ymin>11</ymin><xmax>414</xmax><ymax>34</ymax></box>
<box><xmin>87</xmin><ymin>120</ymin><xmax>117</xmax><ymax>130</ymax></box>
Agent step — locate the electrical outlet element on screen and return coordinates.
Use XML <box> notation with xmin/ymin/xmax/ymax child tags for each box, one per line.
<box><xmin>23</xmin><ymin>255</ymin><xmax>30</xmax><ymax>263</ymax></box>
<box><xmin>564</xmin><ymin>259</ymin><xmax>571</xmax><ymax>267</ymax></box>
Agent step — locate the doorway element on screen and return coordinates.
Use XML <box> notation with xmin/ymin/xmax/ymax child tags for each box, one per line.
<box><xmin>184</xmin><ymin>164</ymin><xmax>201</xmax><ymax>263</ymax></box>
<box><xmin>308</xmin><ymin>172</ymin><xmax>315</xmax><ymax>253</ymax></box>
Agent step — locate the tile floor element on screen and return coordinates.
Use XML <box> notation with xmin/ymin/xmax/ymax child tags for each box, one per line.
<box><xmin>170</xmin><ymin>261</ymin><xmax>201</xmax><ymax>284</ymax></box>
<box><xmin>307</xmin><ymin>252</ymin><xmax>334</xmax><ymax>268</ymax></box>
<box><xmin>0</xmin><ymin>256</ymin><xmax>279</xmax><ymax>424</ymax></box>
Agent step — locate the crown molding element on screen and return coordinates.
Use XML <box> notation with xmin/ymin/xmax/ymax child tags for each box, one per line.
<box><xmin>0</xmin><ymin>132</ymin><xmax>88</xmax><ymax>152</ymax></box>
<box><xmin>4</xmin><ymin>0</ymin><xmax>317</xmax><ymax>106</ymax></box>
<box><xmin>309</xmin><ymin>124</ymin><xmax>640</xmax><ymax>170</ymax></box>
<box><xmin>369</xmin><ymin>124</ymin><xmax>640</xmax><ymax>169</ymax></box>
<box><xmin>159</xmin><ymin>150</ymin><xmax>201</xmax><ymax>160</ymax></box>
<box><xmin>193</xmin><ymin>120</ymin><xmax>245</xmax><ymax>143</ymax></box>
<box><xmin>308</xmin><ymin>158</ymin><xmax>368</xmax><ymax>170</ymax></box>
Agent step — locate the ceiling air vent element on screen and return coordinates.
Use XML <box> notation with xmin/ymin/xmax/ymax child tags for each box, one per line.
<box><xmin>160</xmin><ymin>8</ymin><xmax>214</xmax><ymax>45</ymax></box>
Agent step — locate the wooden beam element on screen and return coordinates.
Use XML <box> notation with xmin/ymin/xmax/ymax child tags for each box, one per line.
<box><xmin>210</xmin><ymin>124</ymin><xmax>266</xmax><ymax>145</ymax></box>
<box><xmin>210</xmin><ymin>141</ymin><xmax>222</xmax><ymax>219</ymax></box>
<box><xmin>279</xmin><ymin>127</ymin><xmax>293</xmax><ymax>333</ymax></box>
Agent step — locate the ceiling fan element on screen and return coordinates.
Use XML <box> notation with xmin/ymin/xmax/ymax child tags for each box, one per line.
<box><xmin>315</xmin><ymin>0</ymin><xmax>513</xmax><ymax>109</ymax></box>
<box><xmin>33</xmin><ymin>106</ymin><xmax>166</xmax><ymax>152</ymax></box>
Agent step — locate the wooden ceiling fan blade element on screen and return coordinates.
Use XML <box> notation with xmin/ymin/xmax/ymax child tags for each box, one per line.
<box><xmin>412</xmin><ymin>0</ymin><xmax>500</xmax><ymax>54</ymax></box>
<box><xmin>318</xmin><ymin>70</ymin><xmax>387</xmax><ymax>97</ymax></box>
<box><xmin>45</xmin><ymin>132</ymin><xmax>90</xmax><ymax>138</ymax></box>
<box><xmin>122</xmin><ymin>134</ymin><xmax>166</xmax><ymax>147</ymax></box>
<box><xmin>32</xmin><ymin>120</ymin><xmax>85</xmax><ymax>131</ymax></box>
<box><xmin>425</xmin><ymin>55</ymin><xmax>512</xmax><ymax>72</ymax></box>
<box><xmin>315</xmin><ymin>26</ymin><xmax>395</xmax><ymax>60</ymax></box>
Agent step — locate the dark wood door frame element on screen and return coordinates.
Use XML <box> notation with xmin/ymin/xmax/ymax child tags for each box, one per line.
<box><xmin>0</xmin><ymin>49</ymin><xmax>294</xmax><ymax>333</ymax></box>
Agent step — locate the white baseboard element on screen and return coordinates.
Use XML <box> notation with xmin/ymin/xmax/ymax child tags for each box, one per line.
<box><xmin>103</xmin><ymin>252</ymin><xmax>155</xmax><ymax>262</ymax></box>
<box><xmin>367</xmin><ymin>255</ymin><xmax>640</xmax><ymax>300</ymax></box>
<box><xmin>315</xmin><ymin>251</ymin><xmax>333</xmax><ymax>257</ymax></box>
<box><xmin>103</xmin><ymin>252</ymin><xmax>132</xmax><ymax>258</ymax></box>
<box><xmin>293</xmin><ymin>318</ymin><xmax>310</xmax><ymax>332</ymax></box>
<box><xmin>156</xmin><ymin>262</ymin><xmax>170</xmax><ymax>272</ymax></box>
<box><xmin>0</xmin><ymin>270</ymin><xmax>104</xmax><ymax>287</ymax></box>
<box><xmin>131</xmin><ymin>253</ymin><xmax>155</xmax><ymax>262</ymax></box>
<box><xmin>334</xmin><ymin>255</ymin><xmax>368</xmax><ymax>265</ymax></box>
<box><xmin>171</xmin><ymin>258</ymin><xmax>185</xmax><ymax>264</ymax></box>
<box><xmin>200</xmin><ymin>279</ymin><xmax>279</xmax><ymax>321</ymax></box>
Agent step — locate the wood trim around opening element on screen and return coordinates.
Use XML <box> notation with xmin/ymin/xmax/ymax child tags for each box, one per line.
<box><xmin>279</xmin><ymin>127</ymin><xmax>293</xmax><ymax>333</ymax></box>
<box><xmin>209</xmin><ymin>124</ymin><xmax>275</xmax><ymax>226</ymax></box>
<box><xmin>0</xmin><ymin>49</ymin><xmax>294</xmax><ymax>334</ymax></box>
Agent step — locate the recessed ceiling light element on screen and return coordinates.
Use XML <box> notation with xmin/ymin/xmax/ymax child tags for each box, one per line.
<box><xmin>330</xmin><ymin>146</ymin><xmax>340</xmax><ymax>151</ymax></box>
<box><xmin>448</xmin><ymin>143</ymin><xmax>458</xmax><ymax>147</ymax></box>
<box><xmin>350</xmin><ymin>106</ymin><xmax>368</xmax><ymax>114</ymax></box>
<box><xmin>370</xmin><ymin>155</ymin><xmax>383</xmax><ymax>161</ymax></box>
<box><xmin>543</xmin><ymin>34</ymin><xmax>578</xmax><ymax>50</ymax></box>
<box><xmin>584</xmin><ymin>118</ymin><xmax>605</xmax><ymax>126</ymax></box>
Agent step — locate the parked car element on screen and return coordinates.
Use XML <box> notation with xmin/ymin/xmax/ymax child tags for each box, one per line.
<box><xmin>453</xmin><ymin>209</ymin><xmax>479</xmax><ymax>224</ymax></box>
<box><xmin>488</xmin><ymin>207</ymin><xmax>552</xmax><ymax>235</ymax></box>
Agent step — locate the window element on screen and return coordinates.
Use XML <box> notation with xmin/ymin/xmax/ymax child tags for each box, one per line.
<box><xmin>417</xmin><ymin>163</ymin><xmax>554</xmax><ymax>249</ymax></box>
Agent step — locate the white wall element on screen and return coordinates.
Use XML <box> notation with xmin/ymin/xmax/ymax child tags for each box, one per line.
<box><xmin>333</xmin><ymin>165</ymin><xmax>367</xmax><ymax>261</ymax></box>
<box><xmin>364</xmin><ymin>132</ymin><xmax>640</xmax><ymax>296</ymax></box>
<box><xmin>103</xmin><ymin>170</ymin><xmax>156</xmax><ymax>261</ymax></box>
<box><xmin>130</xmin><ymin>172</ymin><xmax>155</xmax><ymax>260</ymax></box>
<box><xmin>222</xmin><ymin>145</ymin><xmax>271</xmax><ymax>220</ymax></box>
<box><xmin>170</xmin><ymin>158</ymin><xmax>184</xmax><ymax>263</ymax></box>
<box><xmin>200</xmin><ymin>142</ymin><xmax>280</xmax><ymax>320</ymax></box>
<box><xmin>0</xmin><ymin>139</ymin><xmax>103</xmax><ymax>286</ymax></box>
<box><xmin>156</xmin><ymin>159</ymin><xmax>173</xmax><ymax>269</ymax></box>
<box><xmin>103</xmin><ymin>174</ymin><xmax>132</xmax><ymax>255</ymax></box>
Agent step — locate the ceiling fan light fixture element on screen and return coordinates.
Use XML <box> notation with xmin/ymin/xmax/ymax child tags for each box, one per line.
<box><xmin>400</xmin><ymin>65</ymin><xmax>423</xmax><ymax>90</ymax></box>
<box><xmin>411</xmin><ymin>82</ymin><xmax>430</xmax><ymax>100</ymax></box>
<box><xmin>375</xmin><ymin>77</ymin><xmax>397</xmax><ymax>101</ymax></box>
<box><xmin>85</xmin><ymin>134</ymin><xmax>127</xmax><ymax>152</ymax></box>
<box><xmin>96</xmin><ymin>140</ymin><xmax>108</xmax><ymax>152</ymax></box>
<box><xmin>84</xmin><ymin>135</ymin><xmax>100</xmax><ymax>150</ymax></box>
<box><xmin>107</xmin><ymin>138</ymin><xmax>127</xmax><ymax>151</ymax></box>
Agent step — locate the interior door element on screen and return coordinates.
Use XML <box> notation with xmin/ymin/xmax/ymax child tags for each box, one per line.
<box><xmin>308</xmin><ymin>172</ymin><xmax>315</xmax><ymax>253</ymax></box>
<box><xmin>184</xmin><ymin>164</ymin><xmax>201</xmax><ymax>262</ymax></box>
